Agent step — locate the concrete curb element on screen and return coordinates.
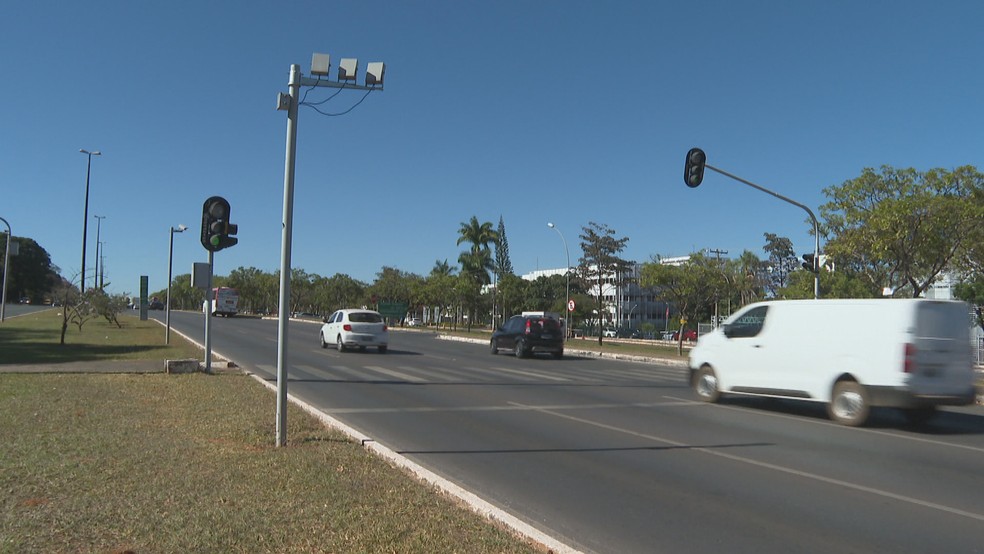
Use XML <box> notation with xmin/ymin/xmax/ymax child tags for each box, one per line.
<box><xmin>437</xmin><ymin>334</ymin><xmax>690</xmax><ymax>367</ymax></box>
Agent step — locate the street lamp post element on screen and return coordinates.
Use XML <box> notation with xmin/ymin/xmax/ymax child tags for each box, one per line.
<box><xmin>166</xmin><ymin>224</ymin><xmax>187</xmax><ymax>345</ymax></box>
<box><xmin>1</xmin><ymin>216</ymin><xmax>10</xmax><ymax>322</ymax></box>
<box><xmin>547</xmin><ymin>223</ymin><xmax>570</xmax><ymax>340</ymax></box>
<box><xmin>79</xmin><ymin>149</ymin><xmax>101</xmax><ymax>291</ymax></box>
<box><xmin>93</xmin><ymin>215</ymin><xmax>105</xmax><ymax>290</ymax></box>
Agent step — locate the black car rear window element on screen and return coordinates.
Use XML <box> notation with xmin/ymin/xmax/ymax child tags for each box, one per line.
<box><xmin>349</xmin><ymin>312</ymin><xmax>382</xmax><ymax>323</ymax></box>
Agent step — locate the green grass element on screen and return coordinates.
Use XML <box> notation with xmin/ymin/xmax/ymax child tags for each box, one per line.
<box><xmin>0</xmin><ymin>374</ymin><xmax>539</xmax><ymax>553</ymax></box>
<box><xmin>0</xmin><ymin>311</ymin><xmax>541</xmax><ymax>553</ymax></box>
<box><xmin>0</xmin><ymin>309</ymin><xmax>203</xmax><ymax>365</ymax></box>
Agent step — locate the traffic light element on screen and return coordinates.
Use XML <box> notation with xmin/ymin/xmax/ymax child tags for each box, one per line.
<box><xmin>801</xmin><ymin>253</ymin><xmax>819</xmax><ymax>273</ymax></box>
<box><xmin>201</xmin><ymin>196</ymin><xmax>238</xmax><ymax>252</ymax></box>
<box><xmin>684</xmin><ymin>147</ymin><xmax>706</xmax><ymax>188</ymax></box>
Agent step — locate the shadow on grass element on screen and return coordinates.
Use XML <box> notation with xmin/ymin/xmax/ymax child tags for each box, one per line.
<box><xmin>0</xmin><ymin>341</ymin><xmax>173</xmax><ymax>365</ymax></box>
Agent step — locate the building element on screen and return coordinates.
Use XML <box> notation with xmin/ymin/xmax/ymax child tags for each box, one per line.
<box><xmin>522</xmin><ymin>262</ymin><xmax>673</xmax><ymax>333</ymax></box>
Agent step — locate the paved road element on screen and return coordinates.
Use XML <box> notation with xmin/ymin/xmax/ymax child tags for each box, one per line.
<box><xmin>162</xmin><ymin>312</ymin><xmax>984</xmax><ymax>553</ymax></box>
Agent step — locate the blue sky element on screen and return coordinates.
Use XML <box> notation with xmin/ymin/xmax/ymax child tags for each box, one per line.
<box><xmin>2</xmin><ymin>1</ymin><xmax>982</xmax><ymax>296</ymax></box>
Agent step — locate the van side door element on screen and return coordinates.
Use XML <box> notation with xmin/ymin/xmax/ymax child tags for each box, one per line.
<box><xmin>720</xmin><ymin>306</ymin><xmax>774</xmax><ymax>391</ymax></box>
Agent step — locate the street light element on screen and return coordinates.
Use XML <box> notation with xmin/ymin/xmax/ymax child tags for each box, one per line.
<box><xmin>93</xmin><ymin>215</ymin><xmax>105</xmax><ymax>290</ymax></box>
<box><xmin>547</xmin><ymin>222</ymin><xmax>570</xmax><ymax>340</ymax></box>
<box><xmin>166</xmin><ymin>224</ymin><xmax>187</xmax><ymax>345</ymax></box>
<box><xmin>79</xmin><ymin>149</ymin><xmax>101</xmax><ymax>291</ymax></box>
<box><xmin>1</xmin><ymin>216</ymin><xmax>10</xmax><ymax>322</ymax></box>
<box><xmin>274</xmin><ymin>53</ymin><xmax>385</xmax><ymax>447</ymax></box>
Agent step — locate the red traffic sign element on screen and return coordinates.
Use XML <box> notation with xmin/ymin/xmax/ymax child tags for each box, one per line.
<box><xmin>567</xmin><ymin>299</ymin><xmax>576</xmax><ymax>312</ymax></box>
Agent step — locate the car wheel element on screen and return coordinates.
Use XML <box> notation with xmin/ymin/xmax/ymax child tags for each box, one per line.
<box><xmin>378</xmin><ymin>345</ymin><xmax>387</xmax><ymax>354</ymax></box>
<box><xmin>320</xmin><ymin>332</ymin><xmax>327</xmax><ymax>349</ymax></box>
<box><xmin>514</xmin><ymin>339</ymin><xmax>528</xmax><ymax>358</ymax></box>
<box><xmin>336</xmin><ymin>335</ymin><xmax>346</xmax><ymax>353</ymax></box>
<box><xmin>694</xmin><ymin>365</ymin><xmax>720</xmax><ymax>403</ymax></box>
<box><xmin>490</xmin><ymin>340</ymin><xmax>498</xmax><ymax>355</ymax></box>
<box><xmin>828</xmin><ymin>381</ymin><xmax>869</xmax><ymax>426</ymax></box>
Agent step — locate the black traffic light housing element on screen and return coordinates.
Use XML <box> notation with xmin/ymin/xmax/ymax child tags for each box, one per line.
<box><xmin>201</xmin><ymin>196</ymin><xmax>239</xmax><ymax>252</ymax></box>
<box><xmin>801</xmin><ymin>253</ymin><xmax>819</xmax><ymax>273</ymax></box>
<box><xmin>684</xmin><ymin>147</ymin><xmax>706</xmax><ymax>188</ymax></box>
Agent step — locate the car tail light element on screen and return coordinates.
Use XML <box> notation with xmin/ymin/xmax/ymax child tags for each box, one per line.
<box><xmin>382</xmin><ymin>325</ymin><xmax>388</xmax><ymax>331</ymax></box>
<box><xmin>903</xmin><ymin>343</ymin><xmax>916</xmax><ymax>373</ymax></box>
<box><xmin>525</xmin><ymin>320</ymin><xmax>532</xmax><ymax>335</ymax></box>
<box><xmin>343</xmin><ymin>324</ymin><xmax>352</xmax><ymax>331</ymax></box>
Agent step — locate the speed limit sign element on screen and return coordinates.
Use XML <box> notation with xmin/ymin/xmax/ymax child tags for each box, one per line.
<box><xmin>567</xmin><ymin>299</ymin><xmax>576</xmax><ymax>312</ymax></box>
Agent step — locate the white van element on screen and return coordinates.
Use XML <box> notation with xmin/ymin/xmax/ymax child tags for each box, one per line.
<box><xmin>689</xmin><ymin>299</ymin><xmax>976</xmax><ymax>426</ymax></box>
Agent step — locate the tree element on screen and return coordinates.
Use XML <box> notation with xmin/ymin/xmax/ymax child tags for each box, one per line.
<box><xmin>820</xmin><ymin>165</ymin><xmax>983</xmax><ymax>297</ymax></box>
<box><xmin>778</xmin><ymin>267</ymin><xmax>879</xmax><ymax>299</ymax></box>
<box><xmin>456</xmin><ymin>216</ymin><xmax>497</xmax><ymax>285</ymax></box>
<box><xmin>953</xmin><ymin>278</ymin><xmax>984</xmax><ymax>330</ymax></box>
<box><xmin>762</xmin><ymin>233</ymin><xmax>796</xmax><ymax>296</ymax></box>
<box><xmin>493</xmin><ymin>216</ymin><xmax>514</xmax><ymax>280</ymax></box>
<box><xmin>640</xmin><ymin>252</ymin><xmax>722</xmax><ymax>354</ymax></box>
<box><xmin>0</xmin><ymin>236</ymin><xmax>59</xmax><ymax>303</ymax></box>
<box><xmin>578</xmin><ymin>221</ymin><xmax>630</xmax><ymax>345</ymax></box>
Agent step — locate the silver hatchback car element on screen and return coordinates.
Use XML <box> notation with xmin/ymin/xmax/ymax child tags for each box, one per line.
<box><xmin>320</xmin><ymin>309</ymin><xmax>388</xmax><ymax>353</ymax></box>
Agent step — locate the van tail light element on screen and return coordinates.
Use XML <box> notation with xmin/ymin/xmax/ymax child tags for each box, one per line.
<box><xmin>343</xmin><ymin>324</ymin><xmax>352</xmax><ymax>331</ymax></box>
<box><xmin>903</xmin><ymin>343</ymin><xmax>916</xmax><ymax>373</ymax></box>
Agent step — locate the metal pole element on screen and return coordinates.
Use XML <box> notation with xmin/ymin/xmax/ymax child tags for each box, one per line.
<box><xmin>276</xmin><ymin>64</ymin><xmax>301</xmax><ymax>447</ymax></box>
<box><xmin>81</xmin><ymin>154</ymin><xmax>92</xmax><ymax>290</ymax></box>
<box><xmin>548</xmin><ymin>223</ymin><xmax>570</xmax><ymax>340</ymax></box>
<box><xmin>705</xmin><ymin>163</ymin><xmax>821</xmax><ymax>299</ymax></box>
<box><xmin>1</xmin><ymin>217</ymin><xmax>10</xmax><ymax>322</ymax></box>
<box><xmin>93</xmin><ymin>215</ymin><xmax>105</xmax><ymax>289</ymax></box>
<box><xmin>204</xmin><ymin>250</ymin><xmax>214</xmax><ymax>374</ymax></box>
<box><xmin>166</xmin><ymin>227</ymin><xmax>175</xmax><ymax>345</ymax></box>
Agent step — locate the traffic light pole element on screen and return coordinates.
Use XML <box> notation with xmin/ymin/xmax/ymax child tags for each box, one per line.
<box><xmin>204</xmin><ymin>250</ymin><xmax>213</xmax><ymax>374</ymax></box>
<box><xmin>703</xmin><ymin>163</ymin><xmax>820</xmax><ymax>299</ymax></box>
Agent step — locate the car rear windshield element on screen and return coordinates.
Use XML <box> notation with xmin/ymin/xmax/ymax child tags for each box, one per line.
<box><xmin>530</xmin><ymin>318</ymin><xmax>560</xmax><ymax>331</ymax></box>
<box><xmin>349</xmin><ymin>312</ymin><xmax>383</xmax><ymax>323</ymax></box>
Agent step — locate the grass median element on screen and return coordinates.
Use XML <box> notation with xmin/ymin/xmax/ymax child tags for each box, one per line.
<box><xmin>0</xmin><ymin>310</ymin><xmax>540</xmax><ymax>553</ymax></box>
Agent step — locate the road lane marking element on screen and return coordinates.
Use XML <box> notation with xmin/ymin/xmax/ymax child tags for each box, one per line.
<box><xmin>322</xmin><ymin>400</ymin><xmax>695</xmax><ymax>415</ymax></box>
<box><xmin>511</xmin><ymin>400</ymin><xmax>984</xmax><ymax>523</ymax></box>
<box><xmin>489</xmin><ymin>366</ymin><xmax>572</xmax><ymax>381</ymax></box>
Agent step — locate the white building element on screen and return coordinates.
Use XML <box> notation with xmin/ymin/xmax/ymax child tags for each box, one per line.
<box><xmin>522</xmin><ymin>261</ymin><xmax>673</xmax><ymax>331</ymax></box>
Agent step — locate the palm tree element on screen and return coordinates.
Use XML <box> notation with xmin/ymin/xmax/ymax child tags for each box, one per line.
<box><xmin>456</xmin><ymin>216</ymin><xmax>497</xmax><ymax>285</ymax></box>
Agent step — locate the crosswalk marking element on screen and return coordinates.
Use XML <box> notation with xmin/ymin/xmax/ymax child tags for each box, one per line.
<box><xmin>364</xmin><ymin>365</ymin><xmax>427</xmax><ymax>382</ymax></box>
<box><xmin>255</xmin><ymin>362</ymin><xmax>686</xmax><ymax>385</ymax></box>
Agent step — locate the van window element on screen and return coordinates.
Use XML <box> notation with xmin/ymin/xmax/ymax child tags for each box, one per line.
<box><xmin>725</xmin><ymin>306</ymin><xmax>769</xmax><ymax>338</ymax></box>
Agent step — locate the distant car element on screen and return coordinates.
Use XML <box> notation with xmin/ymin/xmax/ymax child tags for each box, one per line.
<box><xmin>603</xmin><ymin>328</ymin><xmax>618</xmax><ymax>338</ymax></box>
<box><xmin>491</xmin><ymin>314</ymin><xmax>564</xmax><ymax>359</ymax></box>
<box><xmin>672</xmin><ymin>329</ymin><xmax>698</xmax><ymax>341</ymax></box>
<box><xmin>149</xmin><ymin>299</ymin><xmax>165</xmax><ymax>310</ymax></box>
<box><xmin>407</xmin><ymin>318</ymin><xmax>422</xmax><ymax>327</ymax></box>
<box><xmin>320</xmin><ymin>309</ymin><xmax>388</xmax><ymax>353</ymax></box>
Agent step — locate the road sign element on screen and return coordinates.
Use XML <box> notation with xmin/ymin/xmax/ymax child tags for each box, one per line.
<box><xmin>568</xmin><ymin>299</ymin><xmax>576</xmax><ymax>312</ymax></box>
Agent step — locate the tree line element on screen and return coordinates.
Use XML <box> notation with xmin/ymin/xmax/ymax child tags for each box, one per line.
<box><xmin>5</xmin><ymin>164</ymin><xmax>983</xmax><ymax>338</ymax></box>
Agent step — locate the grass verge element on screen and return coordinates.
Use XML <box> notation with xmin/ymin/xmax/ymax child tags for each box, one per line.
<box><xmin>0</xmin><ymin>311</ymin><xmax>541</xmax><ymax>552</ymax></box>
<box><xmin>0</xmin><ymin>373</ymin><xmax>539</xmax><ymax>553</ymax></box>
<box><xmin>0</xmin><ymin>309</ymin><xmax>203</xmax><ymax>365</ymax></box>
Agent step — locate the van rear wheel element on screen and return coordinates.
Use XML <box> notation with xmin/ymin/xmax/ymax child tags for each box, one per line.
<box><xmin>694</xmin><ymin>365</ymin><xmax>720</xmax><ymax>403</ymax></box>
<box><xmin>828</xmin><ymin>381</ymin><xmax>869</xmax><ymax>426</ymax></box>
